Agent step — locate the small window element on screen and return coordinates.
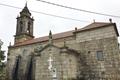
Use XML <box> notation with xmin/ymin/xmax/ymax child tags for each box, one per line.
<box><xmin>96</xmin><ymin>51</ymin><xmax>104</xmax><ymax>61</ymax></box>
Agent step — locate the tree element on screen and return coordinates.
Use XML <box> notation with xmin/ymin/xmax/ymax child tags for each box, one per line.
<box><xmin>0</xmin><ymin>50</ymin><xmax>5</xmax><ymax>70</ymax></box>
<box><xmin>0</xmin><ymin>40</ymin><xmax>5</xmax><ymax>68</ymax></box>
<box><xmin>0</xmin><ymin>39</ymin><xmax>5</xmax><ymax>80</ymax></box>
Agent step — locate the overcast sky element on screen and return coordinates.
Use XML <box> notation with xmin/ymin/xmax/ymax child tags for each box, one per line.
<box><xmin>0</xmin><ymin>0</ymin><xmax>120</xmax><ymax>54</ymax></box>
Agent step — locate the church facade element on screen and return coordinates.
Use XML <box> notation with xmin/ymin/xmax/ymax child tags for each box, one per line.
<box><xmin>7</xmin><ymin>4</ymin><xmax>120</xmax><ymax>80</ymax></box>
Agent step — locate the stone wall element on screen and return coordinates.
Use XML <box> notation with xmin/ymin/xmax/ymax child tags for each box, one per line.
<box><xmin>76</xmin><ymin>25</ymin><xmax>117</xmax><ymax>42</ymax></box>
<box><xmin>35</xmin><ymin>46</ymin><xmax>61</xmax><ymax>80</ymax></box>
<box><xmin>7</xmin><ymin>24</ymin><xmax>120</xmax><ymax>80</ymax></box>
<box><xmin>74</xmin><ymin>37</ymin><xmax>120</xmax><ymax>79</ymax></box>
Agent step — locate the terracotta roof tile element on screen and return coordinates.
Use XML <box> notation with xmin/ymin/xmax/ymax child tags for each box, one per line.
<box><xmin>75</xmin><ymin>22</ymin><xmax>114</xmax><ymax>32</ymax></box>
<box><xmin>13</xmin><ymin>30</ymin><xmax>74</xmax><ymax>47</ymax></box>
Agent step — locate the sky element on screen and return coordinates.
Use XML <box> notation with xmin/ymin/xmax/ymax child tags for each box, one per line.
<box><xmin>0</xmin><ymin>0</ymin><xmax>120</xmax><ymax>56</ymax></box>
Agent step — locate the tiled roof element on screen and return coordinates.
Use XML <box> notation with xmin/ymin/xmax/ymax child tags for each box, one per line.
<box><xmin>11</xmin><ymin>22</ymin><xmax>118</xmax><ymax>47</ymax></box>
<box><xmin>13</xmin><ymin>30</ymin><xmax>74</xmax><ymax>47</ymax></box>
<box><xmin>75</xmin><ymin>22</ymin><xmax>115</xmax><ymax>32</ymax></box>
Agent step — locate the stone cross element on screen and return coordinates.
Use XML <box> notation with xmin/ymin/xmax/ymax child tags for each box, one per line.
<box><xmin>48</xmin><ymin>56</ymin><xmax>53</xmax><ymax>71</ymax></box>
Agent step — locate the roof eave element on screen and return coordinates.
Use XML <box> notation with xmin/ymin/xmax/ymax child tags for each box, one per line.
<box><xmin>73</xmin><ymin>23</ymin><xmax>119</xmax><ymax>37</ymax></box>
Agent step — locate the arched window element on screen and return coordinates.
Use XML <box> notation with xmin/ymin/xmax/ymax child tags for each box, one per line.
<box><xmin>27</xmin><ymin>22</ymin><xmax>31</xmax><ymax>34</ymax></box>
<box><xmin>26</xmin><ymin>56</ymin><xmax>33</xmax><ymax>80</ymax></box>
<box><xmin>12</xmin><ymin>55</ymin><xmax>21</xmax><ymax>80</ymax></box>
<box><xmin>20</xmin><ymin>21</ymin><xmax>23</xmax><ymax>32</ymax></box>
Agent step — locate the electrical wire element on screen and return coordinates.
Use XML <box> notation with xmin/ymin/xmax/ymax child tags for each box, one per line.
<box><xmin>0</xmin><ymin>3</ymin><xmax>89</xmax><ymax>22</ymax></box>
<box><xmin>37</xmin><ymin>0</ymin><xmax>120</xmax><ymax>18</ymax></box>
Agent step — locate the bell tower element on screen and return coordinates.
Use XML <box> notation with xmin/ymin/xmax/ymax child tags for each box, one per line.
<box><xmin>14</xmin><ymin>3</ymin><xmax>34</xmax><ymax>44</ymax></box>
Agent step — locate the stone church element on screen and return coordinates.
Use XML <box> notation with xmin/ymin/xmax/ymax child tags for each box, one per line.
<box><xmin>7</xmin><ymin>4</ymin><xmax>120</xmax><ymax>80</ymax></box>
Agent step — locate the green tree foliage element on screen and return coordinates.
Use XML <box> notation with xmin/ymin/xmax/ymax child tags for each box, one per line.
<box><xmin>0</xmin><ymin>40</ymin><xmax>6</xmax><ymax>80</ymax></box>
<box><xmin>0</xmin><ymin>50</ymin><xmax>5</xmax><ymax>70</ymax></box>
